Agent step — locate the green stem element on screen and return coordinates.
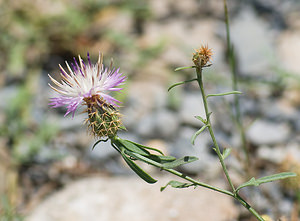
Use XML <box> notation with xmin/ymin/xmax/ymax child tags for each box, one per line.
<box><xmin>129</xmin><ymin>151</ymin><xmax>234</xmax><ymax>197</ymax></box>
<box><xmin>223</xmin><ymin>0</ymin><xmax>250</xmax><ymax>166</ymax></box>
<box><xmin>195</xmin><ymin>67</ymin><xmax>235</xmax><ymax>192</ymax></box>
<box><xmin>236</xmin><ymin>194</ymin><xmax>265</xmax><ymax>221</ymax></box>
<box><xmin>195</xmin><ymin>67</ymin><xmax>264</xmax><ymax>221</ymax></box>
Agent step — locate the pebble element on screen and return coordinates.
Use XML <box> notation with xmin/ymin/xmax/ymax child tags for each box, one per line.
<box><xmin>246</xmin><ymin>120</ymin><xmax>290</xmax><ymax>146</ymax></box>
<box><xmin>135</xmin><ymin>109</ymin><xmax>179</xmax><ymax>139</ymax></box>
<box><xmin>230</xmin><ymin>7</ymin><xmax>276</xmax><ymax>75</ymax></box>
<box><xmin>26</xmin><ymin>176</ymin><xmax>238</xmax><ymax>221</ymax></box>
<box><xmin>171</xmin><ymin>127</ymin><xmax>219</xmax><ymax>176</ymax></box>
<box><xmin>179</xmin><ymin>92</ymin><xmax>206</xmax><ymax>127</ymax></box>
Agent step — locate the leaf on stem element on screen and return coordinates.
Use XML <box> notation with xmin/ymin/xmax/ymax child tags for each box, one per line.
<box><xmin>236</xmin><ymin>172</ymin><xmax>297</xmax><ymax>192</ymax></box>
<box><xmin>128</xmin><ymin>151</ymin><xmax>198</xmax><ymax>170</ymax></box>
<box><xmin>174</xmin><ymin>66</ymin><xmax>195</xmax><ymax>71</ymax></box>
<box><xmin>120</xmin><ymin>150</ymin><xmax>157</xmax><ymax>184</ymax></box>
<box><xmin>206</xmin><ymin>91</ymin><xmax>242</xmax><ymax>98</ymax></box>
<box><xmin>148</xmin><ymin>155</ymin><xmax>177</xmax><ymax>163</ymax></box>
<box><xmin>168</xmin><ymin>78</ymin><xmax>197</xmax><ymax>92</ymax></box>
<box><xmin>161</xmin><ymin>156</ymin><xmax>198</xmax><ymax>169</ymax></box>
<box><xmin>161</xmin><ymin>180</ymin><xmax>195</xmax><ymax>191</ymax></box>
<box><xmin>194</xmin><ymin>115</ymin><xmax>206</xmax><ymax>124</ymax></box>
<box><xmin>124</xmin><ymin>139</ymin><xmax>165</xmax><ymax>155</ymax></box>
<box><xmin>116</xmin><ymin>138</ymin><xmax>151</xmax><ymax>156</ymax></box>
<box><xmin>92</xmin><ymin>138</ymin><xmax>109</xmax><ymax>150</ymax></box>
<box><xmin>191</xmin><ymin>125</ymin><xmax>209</xmax><ymax>145</ymax></box>
<box><xmin>222</xmin><ymin>148</ymin><xmax>232</xmax><ymax>160</ymax></box>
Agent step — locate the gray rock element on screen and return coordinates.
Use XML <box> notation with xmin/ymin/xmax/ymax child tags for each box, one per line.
<box><xmin>257</xmin><ymin>146</ymin><xmax>285</xmax><ymax>164</ymax></box>
<box><xmin>258</xmin><ymin>142</ymin><xmax>300</xmax><ymax>164</ymax></box>
<box><xmin>122</xmin><ymin>81</ymin><xmax>167</xmax><ymax>129</ymax></box>
<box><xmin>171</xmin><ymin>127</ymin><xmax>219</xmax><ymax>176</ymax></box>
<box><xmin>86</xmin><ymin>139</ymin><xmax>117</xmax><ymax>161</ymax></box>
<box><xmin>179</xmin><ymin>92</ymin><xmax>206</xmax><ymax>127</ymax></box>
<box><xmin>277</xmin><ymin>30</ymin><xmax>300</xmax><ymax>75</ymax></box>
<box><xmin>246</xmin><ymin>120</ymin><xmax>290</xmax><ymax>146</ymax></box>
<box><xmin>136</xmin><ymin>109</ymin><xmax>179</xmax><ymax>139</ymax></box>
<box><xmin>26</xmin><ymin>176</ymin><xmax>238</xmax><ymax>221</ymax></box>
<box><xmin>231</xmin><ymin>7</ymin><xmax>276</xmax><ymax>75</ymax></box>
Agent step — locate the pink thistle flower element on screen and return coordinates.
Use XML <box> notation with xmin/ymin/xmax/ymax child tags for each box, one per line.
<box><xmin>48</xmin><ymin>52</ymin><xmax>126</xmax><ymax>118</ymax></box>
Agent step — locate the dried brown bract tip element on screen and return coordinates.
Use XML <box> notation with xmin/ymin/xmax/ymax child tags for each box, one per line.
<box><xmin>192</xmin><ymin>45</ymin><xmax>213</xmax><ymax>68</ymax></box>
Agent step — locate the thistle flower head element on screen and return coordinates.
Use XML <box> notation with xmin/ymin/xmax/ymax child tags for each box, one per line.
<box><xmin>192</xmin><ymin>45</ymin><xmax>213</xmax><ymax>67</ymax></box>
<box><xmin>49</xmin><ymin>52</ymin><xmax>126</xmax><ymax>138</ymax></box>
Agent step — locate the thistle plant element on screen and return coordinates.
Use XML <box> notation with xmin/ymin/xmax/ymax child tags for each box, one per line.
<box><xmin>49</xmin><ymin>52</ymin><xmax>296</xmax><ymax>221</ymax></box>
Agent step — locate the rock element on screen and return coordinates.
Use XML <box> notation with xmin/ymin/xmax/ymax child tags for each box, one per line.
<box><xmin>135</xmin><ymin>109</ymin><xmax>179</xmax><ymax>139</ymax></box>
<box><xmin>26</xmin><ymin>176</ymin><xmax>238</xmax><ymax>221</ymax></box>
<box><xmin>171</xmin><ymin>127</ymin><xmax>219</xmax><ymax>177</ymax></box>
<box><xmin>122</xmin><ymin>81</ymin><xmax>167</xmax><ymax>129</ymax></box>
<box><xmin>257</xmin><ymin>146</ymin><xmax>286</xmax><ymax>164</ymax></box>
<box><xmin>230</xmin><ymin>7</ymin><xmax>276</xmax><ymax>75</ymax></box>
<box><xmin>246</xmin><ymin>120</ymin><xmax>290</xmax><ymax>146</ymax></box>
<box><xmin>179</xmin><ymin>92</ymin><xmax>206</xmax><ymax>127</ymax></box>
<box><xmin>86</xmin><ymin>139</ymin><xmax>117</xmax><ymax>161</ymax></box>
<box><xmin>277</xmin><ymin>30</ymin><xmax>300</xmax><ymax>75</ymax></box>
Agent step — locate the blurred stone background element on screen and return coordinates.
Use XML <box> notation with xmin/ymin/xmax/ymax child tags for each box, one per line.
<box><xmin>1</xmin><ymin>0</ymin><xmax>300</xmax><ymax>220</ymax></box>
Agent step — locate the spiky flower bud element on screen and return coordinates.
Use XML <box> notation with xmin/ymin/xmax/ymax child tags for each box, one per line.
<box><xmin>84</xmin><ymin>95</ymin><xmax>123</xmax><ymax>138</ymax></box>
<box><xmin>192</xmin><ymin>45</ymin><xmax>213</xmax><ymax>68</ymax></box>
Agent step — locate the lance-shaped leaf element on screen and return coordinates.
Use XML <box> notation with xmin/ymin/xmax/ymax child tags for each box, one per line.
<box><xmin>161</xmin><ymin>156</ymin><xmax>198</xmax><ymax>169</ymax></box>
<box><xmin>148</xmin><ymin>155</ymin><xmax>177</xmax><ymax>163</ymax></box>
<box><xmin>124</xmin><ymin>140</ymin><xmax>164</xmax><ymax>155</ymax></box>
<box><xmin>174</xmin><ymin>66</ymin><xmax>195</xmax><ymax>71</ymax></box>
<box><xmin>236</xmin><ymin>172</ymin><xmax>297</xmax><ymax>192</ymax></box>
<box><xmin>161</xmin><ymin>180</ymin><xmax>195</xmax><ymax>191</ymax></box>
<box><xmin>115</xmin><ymin>138</ymin><xmax>151</xmax><ymax>156</ymax></box>
<box><xmin>206</xmin><ymin>91</ymin><xmax>242</xmax><ymax>98</ymax></box>
<box><xmin>194</xmin><ymin>115</ymin><xmax>206</xmax><ymax>124</ymax></box>
<box><xmin>191</xmin><ymin>125</ymin><xmax>209</xmax><ymax>145</ymax></box>
<box><xmin>126</xmin><ymin>151</ymin><xmax>197</xmax><ymax>170</ymax></box>
<box><xmin>222</xmin><ymin>148</ymin><xmax>232</xmax><ymax>160</ymax></box>
<box><xmin>92</xmin><ymin>138</ymin><xmax>109</xmax><ymax>150</ymax></box>
<box><xmin>168</xmin><ymin>78</ymin><xmax>197</xmax><ymax>92</ymax></box>
<box><xmin>120</xmin><ymin>150</ymin><xmax>157</xmax><ymax>184</ymax></box>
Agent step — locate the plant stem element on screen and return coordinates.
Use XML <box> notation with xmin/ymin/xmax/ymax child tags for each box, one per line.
<box><xmin>223</xmin><ymin>0</ymin><xmax>250</xmax><ymax>166</ymax></box>
<box><xmin>236</xmin><ymin>194</ymin><xmax>266</xmax><ymax>221</ymax></box>
<box><xmin>195</xmin><ymin>66</ymin><xmax>236</xmax><ymax>192</ymax></box>
<box><xmin>194</xmin><ymin>67</ymin><xmax>265</xmax><ymax>221</ymax></box>
<box><xmin>128</xmin><ymin>151</ymin><xmax>234</xmax><ymax>197</ymax></box>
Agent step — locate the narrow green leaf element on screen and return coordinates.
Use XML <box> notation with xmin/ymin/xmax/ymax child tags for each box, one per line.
<box><xmin>194</xmin><ymin>115</ymin><xmax>206</xmax><ymax>124</ymax></box>
<box><xmin>191</xmin><ymin>125</ymin><xmax>209</xmax><ymax>145</ymax></box>
<box><xmin>120</xmin><ymin>151</ymin><xmax>157</xmax><ymax>184</ymax></box>
<box><xmin>206</xmin><ymin>91</ymin><xmax>242</xmax><ymax>98</ymax></box>
<box><xmin>160</xmin><ymin>180</ymin><xmax>195</xmax><ymax>191</ymax></box>
<box><xmin>222</xmin><ymin>148</ymin><xmax>232</xmax><ymax>160</ymax></box>
<box><xmin>207</xmin><ymin>112</ymin><xmax>212</xmax><ymax>120</ymax></box>
<box><xmin>256</xmin><ymin>172</ymin><xmax>297</xmax><ymax>183</ymax></box>
<box><xmin>174</xmin><ymin>66</ymin><xmax>195</xmax><ymax>71</ymax></box>
<box><xmin>236</xmin><ymin>172</ymin><xmax>297</xmax><ymax>192</ymax></box>
<box><xmin>92</xmin><ymin>138</ymin><xmax>109</xmax><ymax>150</ymax></box>
<box><xmin>148</xmin><ymin>155</ymin><xmax>177</xmax><ymax>163</ymax></box>
<box><xmin>125</xmin><ymin>151</ymin><xmax>164</xmax><ymax>168</ymax></box>
<box><xmin>125</xmin><ymin>140</ymin><xmax>164</xmax><ymax>155</ymax></box>
<box><xmin>168</xmin><ymin>78</ymin><xmax>197</xmax><ymax>92</ymax></box>
<box><xmin>162</xmin><ymin>156</ymin><xmax>198</xmax><ymax>169</ymax></box>
<box><xmin>116</xmin><ymin>138</ymin><xmax>151</xmax><ymax>156</ymax></box>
